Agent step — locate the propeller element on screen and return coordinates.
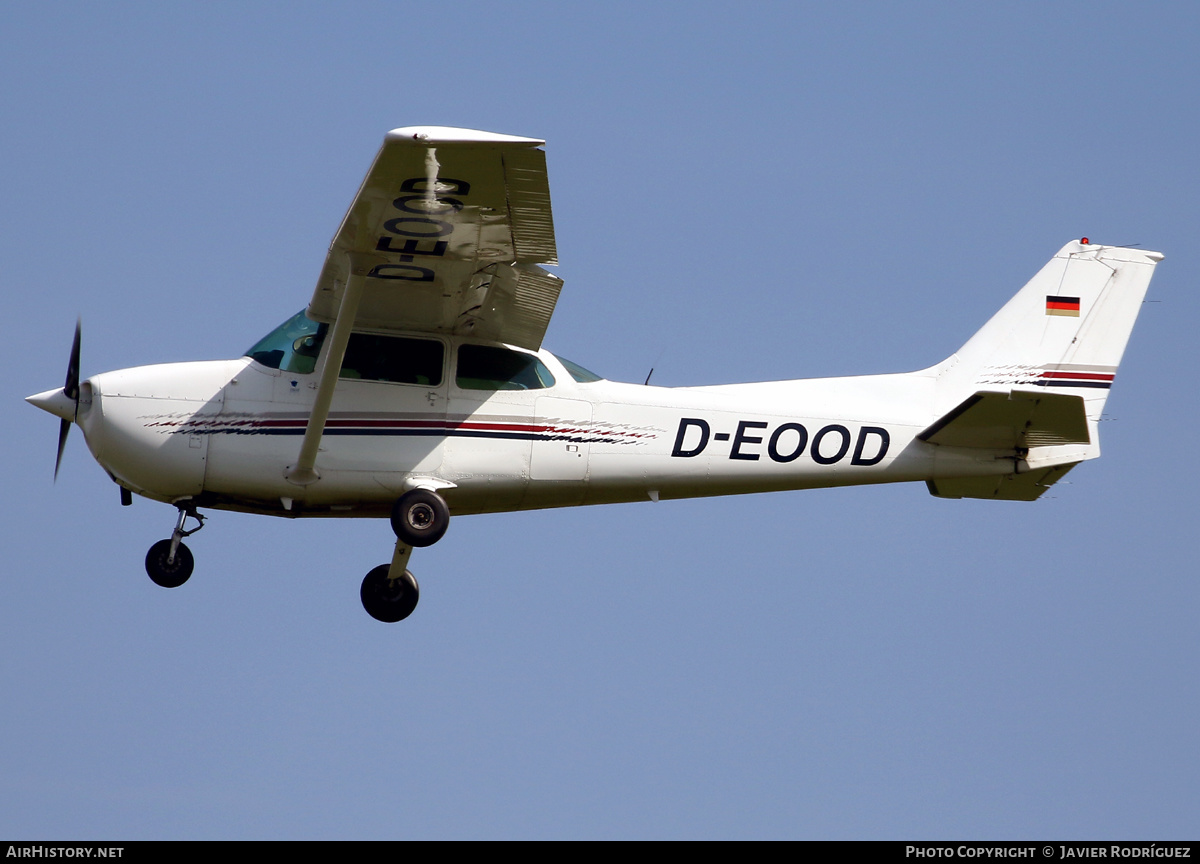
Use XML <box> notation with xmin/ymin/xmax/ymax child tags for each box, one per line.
<box><xmin>27</xmin><ymin>320</ymin><xmax>84</xmax><ymax>480</ymax></box>
<box><xmin>54</xmin><ymin>319</ymin><xmax>82</xmax><ymax>479</ymax></box>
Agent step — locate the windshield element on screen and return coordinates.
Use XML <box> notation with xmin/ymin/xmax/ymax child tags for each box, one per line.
<box><xmin>245</xmin><ymin>310</ymin><xmax>327</xmax><ymax>374</ymax></box>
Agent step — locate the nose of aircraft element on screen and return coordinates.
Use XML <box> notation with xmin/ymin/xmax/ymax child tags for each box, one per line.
<box><xmin>26</xmin><ymin>387</ymin><xmax>77</xmax><ymax>421</ymax></box>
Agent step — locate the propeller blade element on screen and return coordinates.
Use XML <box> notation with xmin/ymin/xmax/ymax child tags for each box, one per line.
<box><xmin>64</xmin><ymin>318</ymin><xmax>81</xmax><ymax>405</ymax></box>
<box><xmin>55</xmin><ymin>318</ymin><xmax>81</xmax><ymax>481</ymax></box>
<box><xmin>54</xmin><ymin>418</ymin><xmax>71</xmax><ymax>481</ymax></box>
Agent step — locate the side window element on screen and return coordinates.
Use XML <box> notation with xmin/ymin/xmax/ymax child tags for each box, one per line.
<box><xmin>456</xmin><ymin>344</ymin><xmax>556</xmax><ymax>391</ymax></box>
<box><xmin>340</xmin><ymin>334</ymin><xmax>444</xmax><ymax>386</ymax></box>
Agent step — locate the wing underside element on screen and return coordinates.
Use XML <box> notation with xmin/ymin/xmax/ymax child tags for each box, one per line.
<box><xmin>307</xmin><ymin>126</ymin><xmax>561</xmax><ymax>352</ymax></box>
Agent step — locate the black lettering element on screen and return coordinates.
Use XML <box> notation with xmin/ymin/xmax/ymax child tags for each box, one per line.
<box><xmin>730</xmin><ymin>420</ymin><xmax>768</xmax><ymax>461</ymax></box>
<box><xmin>383</xmin><ymin>217</ymin><xmax>454</xmax><ymax>238</ymax></box>
<box><xmin>392</xmin><ymin>195</ymin><xmax>464</xmax><ymax>215</ymax></box>
<box><xmin>375</xmin><ymin>237</ymin><xmax>448</xmax><ymax>257</ymax></box>
<box><xmin>400</xmin><ymin>177</ymin><xmax>471</xmax><ymax>195</ymax></box>
<box><xmin>851</xmin><ymin>426</ymin><xmax>890</xmax><ymax>466</ymax></box>
<box><xmin>768</xmin><ymin>422</ymin><xmax>809</xmax><ymax>463</ymax></box>
<box><xmin>811</xmin><ymin>424</ymin><xmax>851</xmax><ymax>464</ymax></box>
<box><xmin>671</xmin><ymin>418</ymin><xmax>710</xmax><ymax>457</ymax></box>
<box><xmin>368</xmin><ymin>264</ymin><xmax>435</xmax><ymax>281</ymax></box>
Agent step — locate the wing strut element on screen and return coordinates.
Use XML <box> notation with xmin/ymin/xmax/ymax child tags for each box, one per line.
<box><xmin>285</xmin><ymin>254</ymin><xmax>369</xmax><ymax>486</ymax></box>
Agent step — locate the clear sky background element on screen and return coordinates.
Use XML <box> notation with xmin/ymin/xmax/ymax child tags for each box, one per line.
<box><xmin>2</xmin><ymin>2</ymin><xmax>1197</xmax><ymax>840</ymax></box>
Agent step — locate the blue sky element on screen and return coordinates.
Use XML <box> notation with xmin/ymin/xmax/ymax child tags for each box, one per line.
<box><xmin>3</xmin><ymin>2</ymin><xmax>1197</xmax><ymax>839</ymax></box>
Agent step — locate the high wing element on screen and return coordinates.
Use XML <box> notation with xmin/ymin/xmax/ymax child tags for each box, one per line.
<box><xmin>287</xmin><ymin>126</ymin><xmax>560</xmax><ymax>486</ymax></box>
<box><xmin>307</xmin><ymin>126</ymin><xmax>561</xmax><ymax>352</ymax></box>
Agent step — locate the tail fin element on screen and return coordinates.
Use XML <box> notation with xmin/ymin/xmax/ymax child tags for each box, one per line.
<box><xmin>923</xmin><ymin>240</ymin><xmax>1161</xmax><ymax>500</ymax></box>
<box><xmin>935</xmin><ymin>239</ymin><xmax>1162</xmax><ymax>421</ymax></box>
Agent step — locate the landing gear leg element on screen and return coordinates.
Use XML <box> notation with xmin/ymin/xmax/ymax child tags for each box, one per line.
<box><xmin>145</xmin><ymin>503</ymin><xmax>205</xmax><ymax>588</ymax></box>
<box><xmin>360</xmin><ymin>539</ymin><xmax>420</xmax><ymax>622</ymax></box>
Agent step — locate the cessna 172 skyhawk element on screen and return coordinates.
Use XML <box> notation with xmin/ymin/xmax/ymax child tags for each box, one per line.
<box><xmin>27</xmin><ymin>126</ymin><xmax>1161</xmax><ymax>623</ymax></box>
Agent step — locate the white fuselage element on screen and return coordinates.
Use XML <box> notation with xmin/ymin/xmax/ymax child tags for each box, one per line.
<box><xmin>71</xmin><ymin>337</ymin><xmax>1017</xmax><ymax>519</ymax></box>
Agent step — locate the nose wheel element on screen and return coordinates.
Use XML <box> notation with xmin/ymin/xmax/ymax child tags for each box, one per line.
<box><xmin>145</xmin><ymin>539</ymin><xmax>194</xmax><ymax>588</ymax></box>
<box><xmin>145</xmin><ymin>504</ymin><xmax>205</xmax><ymax>588</ymax></box>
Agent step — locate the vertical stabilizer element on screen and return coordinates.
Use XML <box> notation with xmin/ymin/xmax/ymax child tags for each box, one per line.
<box><xmin>934</xmin><ymin>240</ymin><xmax>1162</xmax><ymax>422</ymax></box>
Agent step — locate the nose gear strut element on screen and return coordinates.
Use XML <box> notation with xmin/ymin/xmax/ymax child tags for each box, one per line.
<box><xmin>144</xmin><ymin>502</ymin><xmax>206</xmax><ymax>589</ymax></box>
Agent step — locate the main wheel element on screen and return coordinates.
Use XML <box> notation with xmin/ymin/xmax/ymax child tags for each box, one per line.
<box><xmin>360</xmin><ymin>565</ymin><xmax>420</xmax><ymax>622</ymax></box>
<box><xmin>145</xmin><ymin>539</ymin><xmax>194</xmax><ymax>588</ymax></box>
<box><xmin>390</xmin><ymin>489</ymin><xmax>450</xmax><ymax>547</ymax></box>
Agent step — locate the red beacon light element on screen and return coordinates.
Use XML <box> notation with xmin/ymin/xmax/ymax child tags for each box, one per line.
<box><xmin>1080</xmin><ymin>237</ymin><xmax>1090</xmax><ymax>244</ymax></box>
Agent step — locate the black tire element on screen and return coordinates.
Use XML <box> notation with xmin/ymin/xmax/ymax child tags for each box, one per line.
<box><xmin>360</xmin><ymin>565</ymin><xmax>420</xmax><ymax>623</ymax></box>
<box><xmin>145</xmin><ymin>539</ymin><xmax>194</xmax><ymax>588</ymax></box>
<box><xmin>390</xmin><ymin>489</ymin><xmax>450</xmax><ymax>547</ymax></box>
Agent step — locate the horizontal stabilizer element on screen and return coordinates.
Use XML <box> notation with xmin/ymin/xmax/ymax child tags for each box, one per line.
<box><xmin>918</xmin><ymin>390</ymin><xmax>1090</xmax><ymax>450</ymax></box>
<box><xmin>926</xmin><ymin>463</ymin><xmax>1078</xmax><ymax>501</ymax></box>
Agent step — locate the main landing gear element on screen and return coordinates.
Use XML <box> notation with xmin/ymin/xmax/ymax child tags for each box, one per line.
<box><xmin>360</xmin><ymin>488</ymin><xmax>450</xmax><ymax>622</ymax></box>
<box><xmin>145</xmin><ymin>503</ymin><xmax>205</xmax><ymax>588</ymax></box>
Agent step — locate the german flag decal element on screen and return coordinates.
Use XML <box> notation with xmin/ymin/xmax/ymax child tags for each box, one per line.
<box><xmin>1046</xmin><ymin>295</ymin><xmax>1081</xmax><ymax>317</ymax></box>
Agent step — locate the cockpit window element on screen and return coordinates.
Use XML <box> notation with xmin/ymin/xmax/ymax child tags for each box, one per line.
<box><xmin>245</xmin><ymin>310</ymin><xmax>327</xmax><ymax>374</ymax></box>
<box><xmin>456</xmin><ymin>344</ymin><xmax>556</xmax><ymax>391</ymax></box>
<box><xmin>247</xmin><ymin>311</ymin><xmax>444</xmax><ymax>384</ymax></box>
<box><xmin>553</xmin><ymin>354</ymin><xmax>604</xmax><ymax>383</ymax></box>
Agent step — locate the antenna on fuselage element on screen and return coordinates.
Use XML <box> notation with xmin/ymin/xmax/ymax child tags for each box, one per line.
<box><xmin>643</xmin><ymin>346</ymin><xmax>666</xmax><ymax>386</ymax></box>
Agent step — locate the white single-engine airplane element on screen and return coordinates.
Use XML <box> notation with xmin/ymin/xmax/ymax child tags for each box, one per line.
<box><xmin>28</xmin><ymin>127</ymin><xmax>1161</xmax><ymax>622</ymax></box>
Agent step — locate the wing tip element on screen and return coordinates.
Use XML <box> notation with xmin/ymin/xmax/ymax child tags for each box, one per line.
<box><xmin>385</xmin><ymin>126</ymin><xmax>544</xmax><ymax>147</ymax></box>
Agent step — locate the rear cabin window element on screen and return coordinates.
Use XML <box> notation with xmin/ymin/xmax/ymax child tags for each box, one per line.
<box><xmin>553</xmin><ymin>354</ymin><xmax>604</xmax><ymax>383</ymax></box>
<box><xmin>456</xmin><ymin>344</ymin><xmax>556</xmax><ymax>391</ymax></box>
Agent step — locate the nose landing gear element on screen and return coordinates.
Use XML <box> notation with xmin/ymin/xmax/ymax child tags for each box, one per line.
<box><xmin>145</xmin><ymin>504</ymin><xmax>205</xmax><ymax>588</ymax></box>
